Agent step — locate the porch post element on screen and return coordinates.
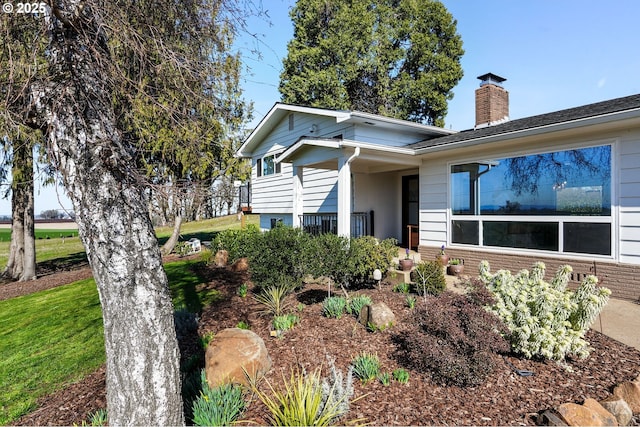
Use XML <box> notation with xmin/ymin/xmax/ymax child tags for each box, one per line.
<box><xmin>337</xmin><ymin>151</ymin><xmax>357</xmax><ymax>237</ymax></box>
<box><xmin>291</xmin><ymin>165</ymin><xmax>304</xmax><ymax>228</ymax></box>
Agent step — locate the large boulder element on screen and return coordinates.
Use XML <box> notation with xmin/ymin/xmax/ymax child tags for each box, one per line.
<box><xmin>205</xmin><ymin>328</ymin><xmax>271</xmax><ymax>387</ymax></box>
<box><xmin>583</xmin><ymin>398</ymin><xmax>618</xmax><ymax>426</ymax></box>
<box><xmin>600</xmin><ymin>397</ymin><xmax>633</xmax><ymax>426</ymax></box>
<box><xmin>358</xmin><ymin>302</ymin><xmax>395</xmax><ymax>331</ymax></box>
<box><xmin>613</xmin><ymin>382</ymin><xmax>640</xmax><ymax>413</ymax></box>
<box><xmin>557</xmin><ymin>402</ymin><xmax>604</xmax><ymax>426</ymax></box>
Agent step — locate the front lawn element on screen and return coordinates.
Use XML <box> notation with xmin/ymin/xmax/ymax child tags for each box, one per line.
<box><xmin>0</xmin><ymin>259</ymin><xmax>213</xmax><ymax>425</ymax></box>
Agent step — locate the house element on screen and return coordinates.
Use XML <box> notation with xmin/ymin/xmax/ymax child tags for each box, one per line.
<box><xmin>236</xmin><ymin>74</ymin><xmax>640</xmax><ymax>301</ymax></box>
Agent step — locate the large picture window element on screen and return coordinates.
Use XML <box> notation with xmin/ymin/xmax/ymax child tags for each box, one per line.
<box><xmin>451</xmin><ymin>145</ymin><xmax>612</xmax><ymax>256</ymax></box>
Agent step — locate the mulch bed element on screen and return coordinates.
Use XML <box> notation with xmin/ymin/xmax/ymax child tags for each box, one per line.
<box><xmin>6</xmin><ymin>262</ymin><xmax>640</xmax><ymax>426</ymax></box>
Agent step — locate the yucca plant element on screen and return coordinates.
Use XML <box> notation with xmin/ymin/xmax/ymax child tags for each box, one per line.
<box><xmin>254</xmin><ymin>284</ymin><xmax>292</xmax><ymax>317</ymax></box>
<box><xmin>252</xmin><ymin>367</ymin><xmax>355</xmax><ymax>426</ymax></box>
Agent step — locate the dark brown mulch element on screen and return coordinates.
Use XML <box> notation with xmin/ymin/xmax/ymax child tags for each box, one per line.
<box><xmin>9</xmin><ymin>264</ymin><xmax>640</xmax><ymax>426</ymax></box>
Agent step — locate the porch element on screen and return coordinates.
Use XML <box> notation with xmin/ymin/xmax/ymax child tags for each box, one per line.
<box><xmin>278</xmin><ymin>137</ymin><xmax>420</xmax><ymax>243</ymax></box>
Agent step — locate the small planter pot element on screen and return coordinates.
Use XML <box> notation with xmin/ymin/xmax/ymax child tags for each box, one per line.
<box><xmin>437</xmin><ymin>254</ymin><xmax>450</xmax><ymax>266</ymax></box>
<box><xmin>447</xmin><ymin>264</ymin><xmax>465</xmax><ymax>276</ymax></box>
<box><xmin>399</xmin><ymin>259</ymin><xmax>414</xmax><ymax>271</ymax></box>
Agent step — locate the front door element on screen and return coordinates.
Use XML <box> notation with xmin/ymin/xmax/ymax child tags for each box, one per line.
<box><xmin>402</xmin><ymin>175</ymin><xmax>419</xmax><ymax>249</ymax></box>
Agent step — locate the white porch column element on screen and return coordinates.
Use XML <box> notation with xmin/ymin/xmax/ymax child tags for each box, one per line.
<box><xmin>291</xmin><ymin>165</ymin><xmax>304</xmax><ymax>228</ymax></box>
<box><xmin>337</xmin><ymin>148</ymin><xmax>359</xmax><ymax>237</ymax></box>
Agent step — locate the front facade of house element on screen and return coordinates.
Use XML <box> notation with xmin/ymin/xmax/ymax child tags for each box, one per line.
<box><xmin>237</xmin><ymin>78</ymin><xmax>640</xmax><ymax>301</ymax></box>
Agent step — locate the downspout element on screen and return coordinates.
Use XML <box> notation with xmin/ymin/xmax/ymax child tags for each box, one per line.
<box><xmin>347</xmin><ymin>146</ymin><xmax>361</xmax><ymax>164</ymax></box>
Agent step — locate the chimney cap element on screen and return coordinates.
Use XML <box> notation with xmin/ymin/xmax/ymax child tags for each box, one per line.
<box><xmin>477</xmin><ymin>73</ymin><xmax>506</xmax><ymax>87</ymax></box>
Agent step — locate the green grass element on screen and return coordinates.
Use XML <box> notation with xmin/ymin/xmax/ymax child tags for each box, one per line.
<box><xmin>0</xmin><ymin>279</ymin><xmax>105</xmax><ymax>424</ymax></box>
<box><xmin>0</xmin><ymin>215</ymin><xmax>255</xmax><ymax>424</ymax></box>
<box><xmin>0</xmin><ymin>259</ymin><xmax>221</xmax><ymax>424</ymax></box>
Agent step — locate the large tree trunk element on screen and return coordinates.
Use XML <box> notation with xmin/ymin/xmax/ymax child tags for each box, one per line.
<box><xmin>3</xmin><ymin>138</ymin><xmax>36</xmax><ymax>281</ymax></box>
<box><xmin>32</xmin><ymin>4</ymin><xmax>184</xmax><ymax>425</ymax></box>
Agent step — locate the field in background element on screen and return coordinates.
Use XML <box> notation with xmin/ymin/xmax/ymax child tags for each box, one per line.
<box><xmin>0</xmin><ymin>214</ymin><xmax>259</xmax><ymax>271</ymax></box>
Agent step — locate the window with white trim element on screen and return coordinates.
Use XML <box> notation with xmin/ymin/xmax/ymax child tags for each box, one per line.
<box><xmin>450</xmin><ymin>144</ymin><xmax>612</xmax><ymax>256</ymax></box>
<box><xmin>257</xmin><ymin>153</ymin><xmax>282</xmax><ymax>177</ymax></box>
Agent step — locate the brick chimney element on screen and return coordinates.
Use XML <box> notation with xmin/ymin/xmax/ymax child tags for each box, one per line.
<box><xmin>475</xmin><ymin>73</ymin><xmax>509</xmax><ymax>128</ymax></box>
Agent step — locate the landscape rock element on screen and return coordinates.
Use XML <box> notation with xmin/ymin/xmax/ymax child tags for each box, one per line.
<box><xmin>214</xmin><ymin>250</ymin><xmax>228</xmax><ymax>267</ymax></box>
<box><xmin>205</xmin><ymin>328</ymin><xmax>271</xmax><ymax>387</ymax></box>
<box><xmin>358</xmin><ymin>302</ymin><xmax>395</xmax><ymax>330</ymax></box>
<box><xmin>582</xmin><ymin>398</ymin><xmax>618</xmax><ymax>426</ymax></box>
<box><xmin>613</xmin><ymin>381</ymin><xmax>640</xmax><ymax>413</ymax></box>
<box><xmin>556</xmin><ymin>402</ymin><xmax>603</xmax><ymax>426</ymax></box>
<box><xmin>536</xmin><ymin>409</ymin><xmax>568</xmax><ymax>426</ymax></box>
<box><xmin>231</xmin><ymin>257</ymin><xmax>249</xmax><ymax>272</ymax></box>
<box><xmin>600</xmin><ymin>397</ymin><xmax>633</xmax><ymax>426</ymax></box>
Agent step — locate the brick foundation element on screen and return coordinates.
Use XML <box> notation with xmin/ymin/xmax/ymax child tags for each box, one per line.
<box><xmin>419</xmin><ymin>246</ymin><xmax>640</xmax><ymax>302</ymax></box>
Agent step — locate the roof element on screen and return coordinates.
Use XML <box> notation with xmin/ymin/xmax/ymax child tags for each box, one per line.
<box><xmin>409</xmin><ymin>93</ymin><xmax>640</xmax><ymax>151</ymax></box>
<box><xmin>236</xmin><ymin>102</ymin><xmax>455</xmax><ymax>157</ymax></box>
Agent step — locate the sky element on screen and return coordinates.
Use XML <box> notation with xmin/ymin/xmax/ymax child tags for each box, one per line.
<box><xmin>8</xmin><ymin>0</ymin><xmax>640</xmax><ymax>217</ymax></box>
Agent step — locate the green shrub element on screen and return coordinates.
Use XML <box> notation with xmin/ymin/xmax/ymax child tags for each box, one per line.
<box><xmin>480</xmin><ymin>261</ymin><xmax>611</xmax><ymax>360</ymax></box>
<box><xmin>212</xmin><ymin>225</ymin><xmax>260</xmax><ymax>262</ymax></box>
<box><xmin>347</xmin><ymin>295</ymin><xmax>372</xmax><ymax>317</ymax></box>
<box><xmin>322</xmin><ymin>296</ymin><xmax>347</xmax><ymax>319</ymax></box>
<box><xmin>249</xmin><ymin>225</ymin><xmax>311</xmax><ymax>290</ymax></box>
<box><xmin>272</xmin><ymin>314</ymin><xmax>299</xmax><ymax>331</ymax></box>
<box><xmin>307</xmin><ymin>234</ymin><xmax>398</xmax><ymax>289</ymax></box>
<box><xmin>392</xmin><ymin>368</ymin><xmax>410</xmax><ymax>384</ymax></box>
<box><xmin>253</xmin><ymin>367</ymin><xmax>354</xmax><ymax>426</ymax></box>
<box><xmin>395</xmin><ymin>286</ymin><xmax>509</xmax><ymax>387</ymax></box>
<box><xmin>411</xmin><ymin>261</ymin><xmax>446</xmax><ymax>296</ymax></box>
<box><xmin>192</xmin><ymin>371</ymin><xmax>246</xmax><ymax>426</ymax></box>
<box><xmin>351</xmin><ymin>352</ymin><xmax>380</xmax><ymax>384</ymax></box>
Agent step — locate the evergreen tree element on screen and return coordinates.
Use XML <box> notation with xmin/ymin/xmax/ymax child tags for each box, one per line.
<box><xmin>279</xmin><ymin>0</ymin><xmax>464</xmax><ymax>126</ymax></box>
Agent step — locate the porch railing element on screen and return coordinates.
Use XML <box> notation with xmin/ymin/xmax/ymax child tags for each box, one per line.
<box><xmin>300</xmin><ymin>211</ymin><xmax>372</xmax><ymax>238</ymax></box>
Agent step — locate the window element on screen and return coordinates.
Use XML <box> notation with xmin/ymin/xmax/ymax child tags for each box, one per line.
<box><xmin>450</xmin><ymin>145</ymin><xmax>612</xmax><ymax>256</ymax></box>
<box><xmin>257</xmin><ymin>153</ymin><xmax>282</xmax><ymax>177</ymax></box>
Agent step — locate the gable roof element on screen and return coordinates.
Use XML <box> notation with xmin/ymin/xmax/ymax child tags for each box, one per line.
<box><xmin>236</xmin><ymin>102</ymin><xmax>455</xmax><ymax>157</ymax></box>
<box><xmin>410</xmin><ymin>93</ymin><xmax>640</xmax><ymax>152</ymax></box>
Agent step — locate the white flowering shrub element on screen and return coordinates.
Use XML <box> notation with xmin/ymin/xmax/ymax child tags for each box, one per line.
<box><xmin>479</xmin><ymin>261</ymin><xmax>610</xmax><ymax>361</ymax></box>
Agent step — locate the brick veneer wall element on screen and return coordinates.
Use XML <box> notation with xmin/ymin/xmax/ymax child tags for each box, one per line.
<box><xmin>419</xmin><ymin>246</ymin><xmax>640</xmax><ymax>302</ymax></box>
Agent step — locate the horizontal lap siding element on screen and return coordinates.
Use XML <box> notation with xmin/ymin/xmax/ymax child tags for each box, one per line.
<box><xmin>252</xmin><ymin>113</ymin><xmax>347</xmax><ymax>214</ymax></box>
<box><xmin>619</xmin><ymin>137</ymin><xmax>640</xmax><ymax>265</ymax></box>
<box><xmin>419</xmin><ymin>161</ymin><xmax>448</xmax><ymax>247</ymax></box>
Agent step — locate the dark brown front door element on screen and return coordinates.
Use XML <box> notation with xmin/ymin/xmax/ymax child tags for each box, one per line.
<box><xmin>402</xmin><ymin>175</ymin><xmax>419</xmax><ymax>249</ymax></box>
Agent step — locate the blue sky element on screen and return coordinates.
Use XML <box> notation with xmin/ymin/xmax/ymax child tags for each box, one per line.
<box><xmin>11</xmin><ymin>0</ymin><xmax>640</xmax><ymax>216</ymax></box>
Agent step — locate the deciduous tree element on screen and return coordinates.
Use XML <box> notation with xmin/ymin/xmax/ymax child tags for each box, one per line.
<box><xmin>0</xmin><ymin>0</ymin><xmax>253</xmax><ymax>424</ymax></box>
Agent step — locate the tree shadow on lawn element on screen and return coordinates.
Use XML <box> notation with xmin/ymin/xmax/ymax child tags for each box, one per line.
<box><xmin>36</xmin><ymin>252</ymin><xmax>89</xmax><ymax>275</ymax></box>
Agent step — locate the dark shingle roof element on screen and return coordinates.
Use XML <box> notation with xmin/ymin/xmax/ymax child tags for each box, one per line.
<box><xmin>409</xmin><ymin>93</ymin><xmax>640</xmax><ymax>150</ymax></box>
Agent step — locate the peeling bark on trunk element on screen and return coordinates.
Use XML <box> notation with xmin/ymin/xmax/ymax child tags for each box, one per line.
<box><xmin>32</xmin><ymin>4</ymin><xmax>184</xmax><ymax>425</ymax></box>
<box><xmin>3</xmin><ymin>139</ymin><xmax>36</xmax><ymax>281</ymax></box>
